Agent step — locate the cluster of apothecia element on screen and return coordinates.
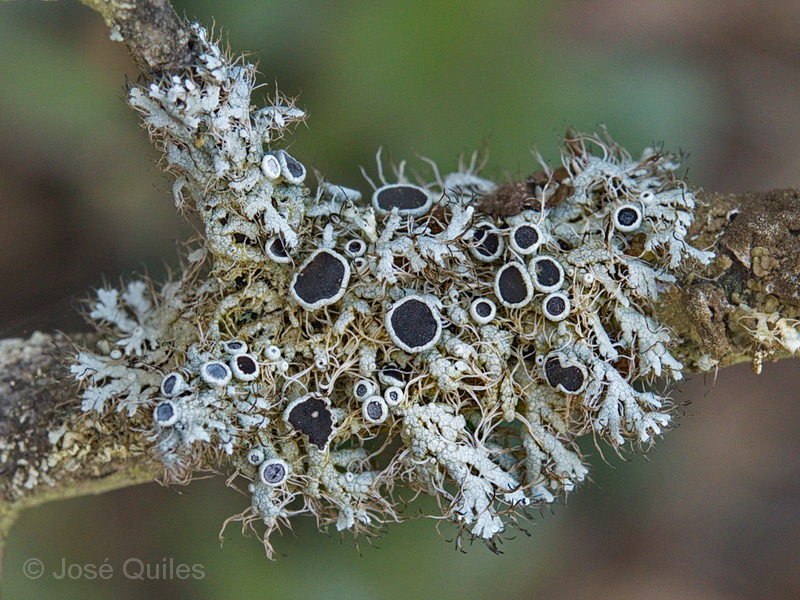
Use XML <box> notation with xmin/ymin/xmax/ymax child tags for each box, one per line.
<box><xmin>72</xmin><ymin>25</ymin><xmax>713</xmax><ymax>553</ymax></box>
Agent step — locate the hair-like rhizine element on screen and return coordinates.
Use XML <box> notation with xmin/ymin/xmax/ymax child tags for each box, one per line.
<box><xmin>72</xmin><ymin>25</ymin><xmax>714</xmax><ymax>554</ymax></box>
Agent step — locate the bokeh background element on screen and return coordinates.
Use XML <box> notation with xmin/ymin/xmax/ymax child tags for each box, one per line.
<box><xmin>1</xmin><ymin>1</ymin><xmax>798</xmax><ymax>598</ymax></box>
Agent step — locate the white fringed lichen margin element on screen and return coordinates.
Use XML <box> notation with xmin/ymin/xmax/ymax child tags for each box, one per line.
<box><xmin>72</xmin><ymin>24</ymin><xmax>715</xmax><ymax>553</ymax></box>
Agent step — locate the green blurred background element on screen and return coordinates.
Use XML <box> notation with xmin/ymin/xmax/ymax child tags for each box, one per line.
<box><xmin>1</xmin><ymin>1</ymin><xmax>798</xmax><ymax>598</ymax></box>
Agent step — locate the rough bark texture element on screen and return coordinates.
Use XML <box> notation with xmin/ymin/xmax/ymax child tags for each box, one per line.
<box><xmin>660</xmin><ymin>188</ymin><xmax>800</xmax><ymax>372</ymax></box>
<box><xmin>0</xmin><ymin>333</ymin><xmax>159</xmax><ymax>538</ymax></box>
<box><xmin>0</xmin><ymin>0</ymin><xmax>193</xmax><ymax>544</ymax></box>
<box><xmin>478</xmin><ymin>181</ymin><xmax>800</xmax><ymax>372</ymax></box>
<box><xmin>78</xmin><ymin>0</ymin><xmax>194</xmax><ymax>76</ymax></box>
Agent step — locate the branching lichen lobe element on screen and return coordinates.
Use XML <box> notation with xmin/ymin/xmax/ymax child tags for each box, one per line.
<box><xmin>67</xmin><ymin>25</ymin><xmax>743</xmax><ymax>552</ymax></box>
<box><xmin>1</xmin><ymin>3</ymin><xmax>798</xmax><ymax>558</ymax></box>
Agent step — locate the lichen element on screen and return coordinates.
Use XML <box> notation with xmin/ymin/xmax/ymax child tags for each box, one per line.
<box><xmin>71</xmin><ymin>24</ymin><xmax>730</xmax><ymax>555</ymax></box>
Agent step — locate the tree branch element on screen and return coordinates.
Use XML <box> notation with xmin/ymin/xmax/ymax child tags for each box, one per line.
<box><xmin>0</xmin><ymin>0</ymin><xmax>194</xmax><ymax>543</ymax></box>
<box><xmin>662</xmin><ymin>188</ymin><xmax>800</xmax><ymax>373</ymax></box>
<box><xmin>2</xmin><ymin>189</ymin><xmax>796</xmax><ymax>534</ymax></box>
<box><xmin>78</xmin><ymin>0</ymin><xmax>194</xmax><ymax>76</ymax></box>
<box><xmin>1</xmin><ymin>0</ymin><xmax>798</xmax><ymax>551</ymax></box>
<box><xmin>0</xmin><ymin>333</ymin><xmax>159</xmax><ymax>539</ymax></box>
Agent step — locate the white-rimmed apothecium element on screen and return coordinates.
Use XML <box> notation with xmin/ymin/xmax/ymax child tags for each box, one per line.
<box><xmin>613</xmin><ymin>203</ymin><xmax>643</xmax><ymax>233</ymax></box>
<box><xmin>160</xmin><ymin>372</ymin><xmax>186</xmax><ymax>397</ymax></box>
<box><xmin>372</xmin><ymin>183</ymin><xmax>433</xmax><ymax>216</ymax></box>
<box><xmin>509</xmin><ymin>223</ymin><xmax>542</xmax><ymax>255</ymax></box>
<box><xmin>383</xmin><ymin>386</ymin><xmax>404</xmax><ymax>407</ymax></box>
<box><xmin>362</xmin><ymin>395</ymin><xmax>389</xmax><ymax>424</ymax></box>
<box><xmin>343</xmin><ymin>238</ymin><xmax>367</xmax><ymax>258</ymax></box>
<box><xmin>353</xmin><ymin>379</ymin><xmax>376</xmax><ymax>400</ymax></box>
<box><xmin>230</xmin><ymin>353</ymin><xmax>259</xmax><ymax>381</ymax></box>
<box><xmin>529</xmin><ymin>255</ymin><xmax>565</xmax><ymax>293</ymax></box>
<box><xmin>469</xmin><ymin>222</ymin><xmax>505</xmax><ymax>262</ymax></box>
<box><xmin>247</xmin><ymin>447</ymin><xmax>265</xmax><ymax>466</ymax></box>
<box><xmin>542</xmin><ymin>292</ymin><xmax>571</xmax><ymax>321</ymax></box>
<box><xmin>261</xmin><ymin>152</ymin><xmax>282</xmax><ymax>180</ymax></box>
<box><xmin>494</xmin><ymin>262</ymin><xmax>533</xmax><ymax>308</ymax></box>
<box><xmin>275</xmin><ymin>149</ymin><xmax>306</xmax><ymax>184</ymax></box>
<box><xmin>265</xmin><ymin>236</ymin><xmax>292</xmax><ymax>263</ymax></box>
<box><xmin>200</xmin><ymin>361</ymin><xmax>232</xmax><ymax>387</ymax></box>
<box><xmin>378</xmin><ymin>365</ymin><xmax>407</xmax><ymax>388</ymax></box>
<box><xmin>638</xmin><ymin>190</ymin><xmax>655</xmax><ymax>204</ymax></box>
<box><xmin>290</xmin><ymin>249</ymin><xmax>351</xmax><ymax>310</ymax></box>
<box><xmin>259</xmin><ymin>458</ymin><xmax>290</xmax><ymax>486</ymax></box>
<box><xmin>222</xmin><ymin>340</ymin><xmax>247</xmax><ymax>355</ymax></box>
<box><xmin>282</xmin><ymin>395</ymin><xmax>334</xmax><ymax>450</ymax></box>
<box><xmin>542</xmin><ymin>352</ymin><xmax>588</xmax><ymax>395</ymax></box>
<box><xmin>385</xmin><ymin>295</ymin><xmax>442</xmax><ymax>353</ymax></box>
<box><xmin>469</xmin><ymin>297</ymin><xmax>497</xmax><ymax>324</ymax></box>
<box><xmin>153</xmin><ymin>400</ymin><xmax>179</xmax><ymax>427</ymax></box>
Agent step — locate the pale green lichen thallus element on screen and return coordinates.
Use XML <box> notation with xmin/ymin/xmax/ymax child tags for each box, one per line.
<box><xmin>72</xmin><ymin>25</ymin><xmax>713</xmax><ymax>554</ymax></box>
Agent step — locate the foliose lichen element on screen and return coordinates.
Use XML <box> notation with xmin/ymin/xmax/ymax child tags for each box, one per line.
<box><xmin>72</xmin><ymin>24</ymin><xmax>715</xmax><ymax>554</ymax></box>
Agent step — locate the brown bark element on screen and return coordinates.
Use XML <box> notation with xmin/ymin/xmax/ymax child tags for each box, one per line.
<box><xmin>660</xmin><ymin>188</ymin><xmax>800</xmax><ymax>372</ymax></box>
<box><xmin>78</xmin><ymin>0</ymin><xmax>194</xmax><ymax>76</ymax></box>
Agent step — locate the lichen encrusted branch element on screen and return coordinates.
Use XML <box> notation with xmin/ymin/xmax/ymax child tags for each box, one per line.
<box><xmin>2</xmin><ymin>9</ymin><xmax>799</xmax><ymax>557</ymax></box>
<box><xmin>60</xmin><ymin>24</ymin><xmax>798</xmax><ymax>555</ymax></box>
